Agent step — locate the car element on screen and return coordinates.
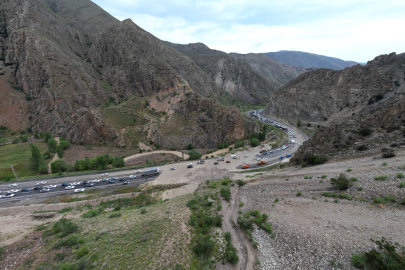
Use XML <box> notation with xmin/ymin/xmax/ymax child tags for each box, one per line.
<box><xmin>34</xmin><ymin>186</ymin><xmax>43</xmax><ymax>190</ymax></box>
<box><xmin>48</xmin><ymin>185</ymin><xmax>57</xmax><ymax>189</ymax></box>
<box><xmin>279</xmin><ymin>156</ymin><xmax>284</xmax><ymax>160</ymax></box>
<box><xmin>61</xmin><ymin>183</ymin><xmax>69</xmax><ymax>186</ymax></box>
<box><xmin>269</xmin><ymin>150</ymin><xmax>273</xmax><ymax>153</ymax></box>
<box><xmin>197</xmin><ymin>160</ymin><xmax>205</xmax><ymax>164</ymax></box>
<box><xmin>135</xmin><ymin>170</ymin><xmax>142</xmax><ymax>173</ymax></box>
<box><xmin>244</xmin><ymin>155</ymin><xmax>248</xmax><ymax>157</ymax></box>
<box><xmin>129</xmin><ymin>175</ymin><xmax>136</xmax><ymax>179</ymax></box>
<box><xmin>256</xmin><ymin>157</ymin><xmax>262</xmax><ymax>161</ymax></box>
<box><xmin>85</xmin><ymin>183</ymin><xmax>94</xmax><ymax>187</ymax></box>
<box><xmin>101</xmin><ymin>178</ymin><xmax>108</xmax><ymax>182</ymax></box>
<box><xmin>230</xmin><ymin>155</ymin><xmax>236</xmax><ymax>159</ymax></box>
<box><xmin>255</xmin><ymin>153</ymin><xmax>260</xmax><ymax>156</ymax></box>
<box><xmin>226</xmin><ymin>160</ymin><xmax>231</xmax><ymax>163</ymax></box>
<box><xmin>0</xmin><ymin>195</ymin><xmax>4</xmax><ymax>199</ymax></box>
<box><xmin>119</xmin><ymin>178</ymin><xmax>127</xmax><ymax>182</ymax></box>
<box><xmin>92</xmin><ymin>179</ymin><xmax>100</xmax><ymax>183</ymax></box>
<box><xmin>4</xmin><ymin>194</ymin><xmax>15</xmax><ymax>198</ymax></box>
<box><xmin>107</xmin><ymin>180</ymin><xmax>115</xmax><ymax>184</ymax></box>
<box><xmin>170</xmin><ymin>167</ymin><xmax>176</xmax><ymax>170</ymax></box>
<box><xmin>286</xmin><ymin>154</ymin><xmax>291</xmax><ymax>158</ymax></box>
<box><xmin>7</xmin><ymin>189</ymin><xmax>19</xmax><ymax>194</ymax></box>
<box><xmin>9</xmin><ymin>183</ymin><xmax>18</xmax><ymax>187</ymax></box>
<box><xmin>40</xmin><ymin>188</ymin><xmax>51</xmax><ymax>193</ymax></box>
<box><xmin>35</xmin><ymin>181</ymin><xmax>46</xmax><ymax>185</ymax></box>
<box><xmin>187</xmin><ymin>164</ymin><xmax>193</xmax><ymax>168</ymax></box>
<box><xmin>112</xmin><ymin>177</ymin><xmax>119</xmax><ymax>180</ymax></box>
<box><xmin>241</xmin><ymin>164</ymin><xmax>250</xmax><ymax>169</ymax></box>
<box><xmin>217</xmin><ymin>157</ymin><xmax>224</xmax><ymax>161</ymax></box>
<box><xmin>74</xmin><ymin>188</ymin><xmax>85</xmax><ymax>193</ymax></box>
<box><xmin>214</xmin><ymin>162</ymin><xmax>219</xmax><ymax>165</ymax></box>
<box><xmin>0</xmin><ymin>191</ymin><xmax>2</xmax><ymax>194</ymax></box>
<box><xmin>82</xmin><ymin>181</ymin><xmax>90</xmax><ymax>185</ymax></box>
<box><xmin>122</xmin><ymin>181</ymin><xmax>130</xmax><ymax>185</ymax></box>
<box><xmin>101</xmin><ymin>173</ymin><xmax>108</xmax><ymax>176</ymax></box>
<box><xmin>21</xmin><ymin>188</ymin><xmax>32</xmax><ymax>192</ymax></box>
<box><xmin>65</xmin><ymin>186</ymin><xmax>75</xmax><ymax>190</ymax></box>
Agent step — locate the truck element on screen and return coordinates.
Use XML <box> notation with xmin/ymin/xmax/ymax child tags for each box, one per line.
<box><xmin>257</xmin><ymin>160</ymin><xmax>267</xmax><ymax>165</ymax></box>
<box><xmin>143</xmin><ymin>167</ymin><xmax>161</xmax><ymax>176</ymax></box>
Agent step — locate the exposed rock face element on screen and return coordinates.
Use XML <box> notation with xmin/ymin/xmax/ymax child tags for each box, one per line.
<box><xmin>262</xmin><ymin>55</ymin><xmax>395</xmax><ymax>122</ymax></box>
<box><xmin>230</xmin><ymin>53</ymin><xmax>315</xmax><ymax>89</ymax></box>
<box><xmin>274</xmin><ymin>52</ymin><xmax>405</xmax><ymax>163</ymax></box>
<box><xmin>263</xmin><ymin>50</ymin><xmax>359</xmax><ymax>70</ymax></box>
<box><xmin>167</xmin><ymin>42</ymin><xmax>275</xmax><ymax>104</ymax></box>
<box><xmin>0</xmin><ymin>0</ymin><xmax>257</xmax><ymax>148</ymax></box>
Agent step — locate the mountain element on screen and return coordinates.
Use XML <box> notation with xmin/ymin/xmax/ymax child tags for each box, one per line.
<box><xmin>264</xmin><ymin>50</ymin><xmax>359</xmax><ymax>70</ymax></box>
<box><xmin>0</xmin><ymin>0</ymin><xmax>258</xmax><ymax>149</ymax></box>
<box><xmin>262</xmin><ymin>52</ymin><xmax>405</xmax><ymax>162</ymax></box>
<box><xmin>230</xmin><ymin>53</ymin><xmax>315</xmax><ymax>89</ymax></box>
<box><xmin>167</xmin><ymin>42</ymin><xmax>274</xmax><ymax>104</ymax></box>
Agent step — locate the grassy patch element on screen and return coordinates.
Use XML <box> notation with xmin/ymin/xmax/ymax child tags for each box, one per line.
<box><xmin>321</xmin><ymin>192</ymin><xmax>353</xmax><ymax>200</ymax></box>
<box><xmin>375</xmin><ymin>175</ymin><xmax>388</xmax><ymax>181</ymax></box>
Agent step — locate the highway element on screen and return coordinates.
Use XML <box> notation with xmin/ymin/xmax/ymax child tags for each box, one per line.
<box><xmin>0</xmin><ymin>110</ymin><xmax>307</xmax><ymax>204</ymax></box>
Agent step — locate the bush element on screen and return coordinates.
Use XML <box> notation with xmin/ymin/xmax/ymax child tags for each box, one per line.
<box><xmin>76</xmin><ymin>246</ymin><xmax>89</xmax><ymax>258</ymax></box>
<box><xmin>224</xmin><ymin>232</ymin><xmax>239</xmax><ymax>264</ymax></box>
<box><xmin>109</xmin><ymin>212</ymin><xmax>121</xmax><ymax>218</ymax></box>
<box><xmin>296</xmin><ymin>191</ymin><xmax>302</xmax><ymax>196</ymax></box>
<box><xmin>43</xmin><ymin>218</ymin><xmax>79</xmax><ymax>238</ymax></box>
<box><xmin>56</xmin><ymin>146</ymin><xmax>64</xmax><ymax>158</ymax></box>
<box><xmin>236</xmin><ymin>180</ymin><xmax>246</xmax><ymax>186</ymax></box>
<box><xmin>331</xmin><ymin>174</ymin><xmax>351</xmax><ymax>190</ymax></box>
<box><xmin>351</xmin><ymin>238</ymin><xmax>405</xmax><ymax>269</ymax></box>
<box><xmin>375</xmin><ymin>175</ymin><xmax>388</xmax><ymax>181</ymax></box>
<box><xmin>357</xmin><ymin>144</ymin><xmax>368</xmax><ymax>151</ymax></box>
<box><xmin>397</xmin><ymin>173</ymin><xmax>404</xmax><ymax>179</ymax></box>
<box><xmin>44</xmin><ymin>132</ymin><xmax>52</xmax><ymax>142</ymax></box>
<box><xmin>189</xmin><ymin>149</ymin><xmax>202</xmax><ymax>160</ymax></box>
<box><xmin>359</xmin><ymin>126</ymin><xmax>373</xmax><ymax>136</ymax></box>
<box><xmin>382</xmin><ymin>148</ymin><xmax>395</xmax><ymax>158</ymax></box>
<box><xmin>82</xmin><ymin>208</ymin><xmax>103</xmax><ymax>218</ymax></box>
<box><xmin>234</xmin><ymin>140</ymin><xmax>246</xmax><ymax>148</ymax></box>
<box><xmin>193</xmin><ymin>235</ymin><xmax>214</xmax><ymax>259</ymax></box>
<box><xmin>186</xmin><ymin>144</ymin><xmax>194</xmax><ymax>150</ymax></box>
<box><xmin>218</xmin><ymin>143</ymin><xmax>224</xmax><ymax>149</ymax></box>
<box><xmin>43</xmin><ymin>150</ymin><xmax>51</xmax><ymax>159</ymax></box>
<box><xmin>306</xmin><ymin>155</ymin><xmax>327</xmax><ymax>165</ymax></box>
<box><xmin>54</xmin><ymin>236</ymin><xmax>84</xmax><ymax>249</ymax></box>
<box><xmin>48</xmin><ymin>138</ymin><xmax>58</xmax><ymax>153</ymax></box>
<box><xmin>59</xmin><ymin>140</ymin><xmax>70</xmax><ymax>150</ymax></box>
<box><xmin>34</xmin><ymin>132</ymin><xmax>40</xmax><ymax>139</ymax></box>
<box><xmin>220</xmin><ymin>187</ymin><xmax>231</xmax><ymax>202</ymax></box>
<box><xmin>250</xmin><ymin>138</ymin><xmax>260</xmax><ymax>147</ymax></box>
<box><xmin>140</xmin><ymin>208</ymin><xmax>147</xmax><ymax>214</ymax></box>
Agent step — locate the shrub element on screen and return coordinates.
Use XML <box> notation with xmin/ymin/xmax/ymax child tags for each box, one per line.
<box><xmin>250</xmin><ymin>138</ymin><xmax>260</xmax><ymax>147</ymax></box>
<box><xmin>76</xmin><ymin>246</ymin><xmax>89</xmax><ymax>258</ymax></box>
<box><xmin>43</xmin><ymin>218</ymin><xmax>79</xmax><ymax>238</ymax></box>
<box><xmin>220</xmin><ymin>187</ymin><xmax>231</xmax><ymax>202</ymax></box>
<box><xmin>224</xmin><ymin>232</ymin><xmax>239</xmax><ymax>264</ymax></box>
<box><xmin>296</xmin><ymin>191</ymin><xmax>302</xmax><ymax>196</ymax></box>
<box><xmin>58</xmin><ymin>207</ymin><xmax>73</xmax><ymax>214</ymax></box>
<box><xmin>358</xmin><ymin>186</ymin><xmax>363</xmax><ymax>191</ymax></box>
<box><xmin>351</xmin><ymin>238</ymin><xmax>405</xmax><ymax>269</ymax></box>
<box><xmin>234</xmin><ymin>140</ymin><xmax>246</xmax><ymax>148</ymax></box>
<box><xmin>193</xmin><ymin>235</ymin><xmax>214</xmax><ymax>259</ymax></box>
<box><xmin>239</xmin><ymin>202</ymin><xmax>244</xmax><ymax>207</ymax></box>
<box><xmin>306</xmin><ymin>155</ymin><xmax>327</xmax><ymax>165</ymax></box>
<box><xmin>82</xmin><ymin>208</ymin><xmax>103</xmax><ymax>218</ymax></box>
<box><xmin>44</xmin><ymin>132</ymin><xmax>52</xmax><ymax>142</ymax></box>
<box><xmin>357</xmin><ymin>144</ymin><xmax>368</xmax><ymax>151</ymax></box>
<box><xmin>218</xmin><ymin>143</ymin><xmax>224</xmax><ymax>149</ymax></box>
<box><xmin>359</xmin><ymin>126</ymin><xmax>373</xmax><ymax>136</ymax></box>
<box><xmin>59</xmin><ymin>140</ymin><xmax>70</xmax><ymax>150</ymax></box>
<box><xmin>54</xmin><ymin>236</ymin><xmax>84</xmax><ymax>249</ymax></box>
<box><xmin>397</xmin><ymin>173</ymin><xmax>404</xmax><ymax>179</ymax></box>
<box><xmin>140</xmin><ymin>208</ymin><xmax>147</xmax><ymax>214</ymax></box>
<box><xmin>331</xmin><ymin>174</ymin><xmax>351</xmax><ymax>190</ymax></box>
<box><xmin>351</xmin><ymin>177</ymin><xmax>358</xmax><ymax>182</ymax></box>
<box><xmin>399</xmin><ymin>182</ymin><xmax>405</xmax><ymax>188</ymax></box>
<box><xmin>108</xmin><ymin>212</ymin><xmax>122</xmax><ymax>218</ymax></box>
<box><xmin>381</xmin><ymin>148</ymin><xmax>395</xmax><ymax>158</ymax></box>
<box><xmin>236</xmin><ymin>180</ymin><xmax>246</xmax><ymax>186</ymax></box>
<box><xmin>56</xmin><ymin>146</ymin><xmax>64</xmax><ymax>158</ymax></box>
<box><xmin>374</xmin><ymin>175</ymin><xmax>388</xmax><ymax>181</ymax></box>
<box><xmin>321</xmin><ymin>175</ymin><xmax>327</xmax><ymax>179</ymax></box>
<box><xmin>347</xmin><ymin>169</ymin><xmax>352</xmax><ymax>172</ymax></box>
<box><xmin>372</xmin><ymin>196</ymin><xmax>385</xmax><ymax>204</ymax></box>
<box><xmin>48</xmin><ymin>138</ymin><xmax>58</xmax><ymax>153</ymax></box>
<box><xmin>189</xmin><ymin>149</ymin><xmax>202</xmax><ymax>160</ymax></box>
<box><xmin>186</xmin><ymin>144</ymin><xmax>194</xmax><ymax>150</ymax></box>
<box><xmin>229</xmin><ymin>147</ymin><xmax>233</xmax><ymax>151</ymax></box>
<box><xmin>43</xmin><ymin>150</ymin><xmax>51</xmax><ymax>159</ymax></box>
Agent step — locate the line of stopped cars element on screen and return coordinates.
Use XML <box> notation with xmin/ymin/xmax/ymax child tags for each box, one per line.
<box><xmin>0</xmin><ymin>170</ymin><xmax>150</xmax><ymax>199</ymax></box>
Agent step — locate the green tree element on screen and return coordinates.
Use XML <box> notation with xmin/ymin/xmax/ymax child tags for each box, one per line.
<box><xmin>250</xmin><ymin>138</ymin><xmax>260</xmax><ymax>147</ymax></box>
<box><xmin>34</xmin><ymin>132</ymin><xmax>40</xmax><ymax>139</ymax></box>
<box><xmin>48</xmin><ymin>138</ymin><xmax>58</xmax><ymax>153</ymax></box>
<box><xmin>59</xmin><ymin>140</ymin><xmax>70</xmax><ymax>150</ymax></box>
<box><xmin>250</xmin><ymin>133</ymin><xmax>259</xmax><ymax>140</ymax></box>
<box><xmin>218</xmin><ymin>143</ymin><xmax>224</xmax><ymax>149</ymax></box>
<box><xmin>38</xmin><ymin>161</ymin><xmax>48</xmax><ymax>174</ymax></box>
<box><xmin>56</xmin><ymin>146</ymin><xmax>64</xmax><ymax>158</ymax></box>
<box><xmin>51</xmin><ymin>161</ymin><xmax>61</xmax><ymax>173</ymax></box>
<box><xmin>43</xmin><ymin>150</ymin><xmax>51</xmax><ymax>159</ymax></box>
<box><xmin>186</xmin><ymin>144</ymin><xmax>194</xmax><ymax>150</ymax></box>
<box><xmin>115</xmin><ymin>158</ymin><xmax>125</xmax><ymax>168</ymax></box>
<box><xmin>189</xmin><ymin>149</ymin><xmax>202</xmax><ymax>160</ymax></box>
<box><xmin>258</xmin><ymin>132</ymin><xmax>266</xmax><ymax>142</ymax></box>
<box><xmin>297</xmin><ymin>119</ymin><xmax>302</xmax><ymax>127</ymax></box>
<box><xmin>31</xmin><ymin>144</ymin><xmax>42</xmax><ymax>167</ymax></box>
<box><xmin>44</xmin><ymin>132</ymin><xmax>52</xmax><ymax>142</ymax></box>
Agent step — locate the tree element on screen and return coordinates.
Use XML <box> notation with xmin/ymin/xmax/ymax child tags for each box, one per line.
<box><xmin>38</xmin><ymin>162</ymin><xmax>48</xmax><ymax>174</ymax></box>
<box><xmin>43</xmin><ymin>150</ymin><xmax>51</xmax><ymax>159</ymax></box>
<box><xmin>34</xmin><ymin>132</ymin><xmax>40</xmax><ymax>139</ymax></box>
<box><xmin>186</xmin><ymin>144</ymin><xmax>194</xmax><ymax>150</ymax></box>
<box><xmin>250</xmin><ymin>133</ymin><xmax>259</xmax><ymax>140</ymax></box>
<box><xmin>44</xmin><ymin>132</ymin><xmax>52</xmax><ymax>142</ymax></box>
<box><xmin>21</xmin><ymin>135</ymin><xmax>28</xmax><ymax>142</ymax></box>
<box><xmin>56</xmin><ymin>145</ymin><xmax>64</xmax><ymax>158</ymax></box>
<box><xmin>234</xmin><ymin>140</ymin><xmax>245</xmax><ymax>148</ymax></box>
<box><xmin>297</xmin><ymin>119</ymin><xmax>302</xmax><ymax>127</ymax></box>
<box><xmin>250</xmin><ymin>138</ymin><xmax>260</xmax><ymax>147</ymax></box>
<box><xmin>59</xmin><ymin>140</ymin><xmax>70</xmax><ymax>150</ymax></box>
<box><xmin>48</xmin><ymin>138</ymin><xmax>57</xmax><ymax>153</ymax></box>
<box><xmin>189</xmin><ymin>149</ymin><xmax>202</xmax><ymax>160</ymax></box>
<box><xmin>359</xmin><ymin>126</ymin><xmax>373</xmax><ymax>136</ymax></box>
<box><xmin>31</xmin><ymin>144</ymin><xmax>42</xmax><ymax>167</ymax></box>
<box><xmin>224</xmin><ymin>142</ymin><xmax>229</xmax><ymax>148</ymax></box>
<box><xmin>51</xmin><ymin>161</ymin><xmax>61</xmax><ymax>174</ymax></box>
<box><xmin>258</xmin><ymin>132</ymin><xmax>266</xmax><ymax>142</ymax></box>
<box><xmin>218</xmin><ymin>143</ymin><xmax>224</xmax><ymax>149</ymax></box>
<box><xmin>115</xmin><ymin>158</ymin><xmax>125</xmax><ymax>168</ymax></box>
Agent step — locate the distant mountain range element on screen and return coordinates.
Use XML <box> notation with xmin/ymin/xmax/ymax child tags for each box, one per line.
<box><xmin>263</xmin><ymin>51</ymin><xmax>359</xmax><ymax>70</ymax></box>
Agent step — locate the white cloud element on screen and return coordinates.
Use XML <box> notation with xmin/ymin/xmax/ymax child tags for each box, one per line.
<box><xmin>92</xmin><ymin>0</ymin><xmax>405</xmax><ymax>62</ymax></box>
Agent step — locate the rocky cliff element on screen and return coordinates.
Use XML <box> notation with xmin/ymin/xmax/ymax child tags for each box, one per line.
<box><xmin>269</xmin><ymin>52</ymin><xmax>405</xmax><ymax>163</ymax></box>
<box><xmin>0</xmin><ymin>0</ymin><xmax>258</xmax><ymax>149</ymax></box>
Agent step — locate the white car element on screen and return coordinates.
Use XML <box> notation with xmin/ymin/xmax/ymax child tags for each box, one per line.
<box><xmin>48</xmin><ymin>185</ymin><xmax>57</xmax><ymax>189</ymax></box>
<box><xmin>129</xmin><ymin>175</ymin><xmax>136</xmax><ymax>179</ymax></box>
<box><xmin>9</xmin><ymin>183</ymin><xmax>18</xmax><ymax>187</ymax></box>
<box><xmin>256</xmin><ymin>157</ymin><xmax>262</xmax><ymax>161</ymax></box>
<box><xmin>74</xmin><ymin>188</ymin><xmax>85</xmax><ymax>193</ymax></box>
<box><xmin>170</xmin><ymin>167</ymin><xmax>176</xmax><ymax>170</ymax></box>
<box><xmin>4</xmin><ymin>194</ymin><xmax>15</xmax><ymax>198</ymax></box>
<box><xmin>92</xmin><ymin>179</ymin><xmax>100</xmax><ymax>183</ymax></box>
<box><xmin>36</xmin><ymin>181</ymin><xmax>46</xmax><ymax>185</ymax></box>
<box><xmin>40</xmin><ymin>188</ymin><xmax>51</xmax><ymax>193</ymax></box>
<box><xmin>244</xmin><ymin>155</ymin><xmax>248</xmax><ymax>157</ymax></box>
<box><xmin>135</xmin><ymin>170</ymin><xmax>142</xmax><ymax>173</ymax></box>
<box><xmin>255</xmin><ymin>153</ymin><xmax>260</xmax><ymax>156</ymax></box>
<box><xmin>65</xmin><ymin>186</ymin><xmax>75</xmax><ymax>190</ymax></box>
<box><xmin>102</xmin><ymin>173</ymin><xmax>108</xmax><ymax>176</ymax></box>
<box><xmin>7</xmin><ymin>189</ymin><xmax>19</xmax><ymax>194</ymax></box>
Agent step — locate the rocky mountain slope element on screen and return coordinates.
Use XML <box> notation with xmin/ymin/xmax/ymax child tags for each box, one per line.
<box><xmin>263</xmin><ymin>52</ymin><xmax>405</xmax><ymax>162</ymax></box>
<box><xmin>264</xmin><ymin>50</ymin><xmax>359</xmax><ymax>69</ymax></box>
<box><xmin>167</xmin><ymin>42</ymin><xmax>275</xmax><ymax>104</ymax></box>
<box><xmin>230</xmin><ymin>52</ymin><xmax>315</xmax><ymax>89</ymax></box>
<box><xmin>0</xmin><ymin>0</ymin><xmax>258</xmax><ymax>149</ymax></box>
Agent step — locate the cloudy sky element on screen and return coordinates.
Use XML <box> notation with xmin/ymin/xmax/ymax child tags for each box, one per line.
<box><xmin>92</xmin><ymin>0</ymin><xmax>404</xmax><ymax>63</ymax></box>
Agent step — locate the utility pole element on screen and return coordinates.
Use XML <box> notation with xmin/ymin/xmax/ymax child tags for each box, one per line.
<box><xmin>10</xmin><ymin>164</ymin><xmax>19</xmax><ymax>180</ymax></box>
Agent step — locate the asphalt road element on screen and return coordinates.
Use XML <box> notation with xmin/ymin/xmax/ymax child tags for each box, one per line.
<box><xmin>0</xmin><ymin>111</ymin><xmax>307</xmax><ymax>203</ymax></box>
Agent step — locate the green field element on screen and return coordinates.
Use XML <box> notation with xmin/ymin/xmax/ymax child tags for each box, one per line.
<box><xmin>0</xmin><ymin>140</ymin><xmax>49</xmax><ymax>181</ymax></box>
